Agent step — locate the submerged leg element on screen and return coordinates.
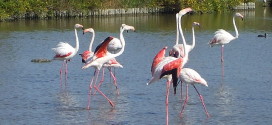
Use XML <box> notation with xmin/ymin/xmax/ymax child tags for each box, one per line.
<box><xmin>93</xmin><ymin>85</ymin><xmax>115</xmax><ymax>107</ymax></box>
<box><xmin>180</xmin><ymin>80</ymin><xmax>183</xmax><ymax>101</ymax></box>
<box><xmin>180</xmin><ymin>84</ymin><xmax>189</xmax><ymax>118</ymax></box>
<box><xmin>65</xmin><ymin>60</ymin><xmax>68</xmax><ymax>85</ymax></box>
<box><xmin>221</xmin><ymin>45</ymin><xmax>224</xmax><ymax>80</ymax></box>
<box><xmin>193</xmin><ymin>85</ymin><xmax>210</xmax><ymax>118</ymax></box>
<box><xmin>59</xmin><ymin>60</ymin><xmax>65</xmax><ymax>87</ymax></box>
<box><xmin>165</xmin><ymin>80</ymin><xmax>170</xmax><ymax>125</ymax></box>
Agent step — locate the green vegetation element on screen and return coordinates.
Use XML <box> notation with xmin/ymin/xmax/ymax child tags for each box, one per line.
<box><xmin>0</xmin><ymin>0</ymin><xmax>255</xmax><ymax>21</ymax></box>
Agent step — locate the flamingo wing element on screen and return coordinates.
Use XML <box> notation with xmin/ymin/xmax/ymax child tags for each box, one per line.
<box><xmin>161</xmin><ymin>57</ymin><xmax>183</xmax><ymax>77</ymax></box>
<box><xmin>94</xmin><ymin>36</ymin><xmax>114</xmax><ymax>58</ymax></box>
<box><xmin>107</xmin><ymin>38</ymin><xmax>122</xmax><ymax>53</ymax></box>
<box><xmin>160</xmin><ymin>57</ymin><xmax>183</xmax><ymax>94</ymax></box>
<box><xmin>52</xmin><ymin>42</ymin><xmax>74</xmax><ymax>58</ymax></box>
<box><xmin>151</xmin><ymin>46</ymin><xmax>167</xmax><ymax>75</ymax></box>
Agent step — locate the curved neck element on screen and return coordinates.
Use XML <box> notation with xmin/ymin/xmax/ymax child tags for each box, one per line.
<box><xmin>191</xmin><ymin>25</ymin><xmax>195</xmax><ymax>50</ymax></box>
<box><xmin>233</xmin><ymin>16</ymin><xmax>239</xmax><ymax>38</ymax></box>
<box><xmin>74</xmin><ymin>28</ymin><xmax>79</xmax><ymax>52</ymax></box>
<box><xmin>178</xmin><ymin>15</ymin><xmax>187</xmax><ymax>59</ymax></box>
<box><xmin>89</xmin><ymin>31</ymin><xmax>95</xmax><ymax>51</ymax></box>
<box><xmin>175</xmin><ymin>14</ymin><xmax>179</xmax><ymax>45</ymax></box>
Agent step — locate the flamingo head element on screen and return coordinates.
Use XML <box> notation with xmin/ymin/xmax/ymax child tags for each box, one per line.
<box><xmin>193</xmin><ymin>22</ymin><xmax>200</xmax><ymax>27</ymax></box>
<box><xmin>169</xmin><ymin>49</ymin><xmax>179</xmax><ymax>58</ymax></box>
<box><xmin>83</xmin><ymin>28</ymin><xmax>94</xmax><ymax>35</ymax></box>
<box><xmin>121</xmin><ymin>24</ymin><xmax>135</xmax><ymax>32</ymax></box>
<box><xmin>75</xmin><ymin>24</ymin><xmax>84</xmax><ymax>30</ymax></box>
<box><xmin>169</xmin><ymin>45</ymin><xmax>182</xmax><ymax>58</ymax></box>
<box><xmin>235</xmin><ymin>13</ymin><xmax>244</xmax><ymax>21</ymax></box>
<box><xmin>178</xmin><ymin>8</ymin><xmax>193</xmax><ymax>17</ymax></box>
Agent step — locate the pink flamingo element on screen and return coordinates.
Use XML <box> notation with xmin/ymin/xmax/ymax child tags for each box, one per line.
<box><xmin>146</xmin><ymin>8</ymin><xmax>193</xmax><ymax>125</ymax></box>
<box><xmin>179</xmin><ymin>68</ymin><xmax>210</xmax><ymax>118</ymax></box>
<box><xmin>147</xmin><ymin>47</ymin><xmax>183</xmax><ymax>125</ymax></box>
<box><xmin>79</xmin><ymin>28</ymin><xmax>122</xmax><ymax>95</ymax></box>
<box><xmin>52</xmin><ymin>24</ymin><xmax>83</xmax><ymax>85</ymax></box>
<box><xmin>209</xmin><ymin>13</ymin><xmax>243</xmax><ymax>78</ymax></box>
<box><xmin>82</xmin><ymin>24</ymin><xmax>135</xmax><ymax>110</ymax></box>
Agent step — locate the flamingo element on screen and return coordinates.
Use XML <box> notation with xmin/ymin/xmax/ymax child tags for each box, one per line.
<box><xmin>147</xmin><ymin>47</ymin><xmax>183</xmax><ymax>125</ymax></box>
<box><xmin>179</xmin><ymin>68</ymin><xmax>210</xmax><ymax>118</ymax></box>
<box><xmin>146</xmin><ymin>8</ymin><xmax>192</xmax><ymax>125</ymax></box>
<box><xmin>79</xmin><ymin>28</ymin><xmax>122</xmax><ymax>95</ymax></box>
<box><xmin>82</xmin><ymin>24</ymin><xmax>135</xmax><ymax>110</ymax></box>
<box><xmin>52</xmin><ymin>24</ymin><xmax>83</xmax><ymax>85</ymax></box>
<box><xmin>209</xmin><ymin>13</ymin><xmax>243</xmax><ymax>78</ymax></box>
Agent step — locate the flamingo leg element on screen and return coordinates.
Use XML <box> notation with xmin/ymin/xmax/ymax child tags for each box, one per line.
<box><xmin>221</xmin><ymin>45</ymin><xmax>224</xmax><ymax>79</ymax></box>
<box><xmin>165</xmin><ymin>80</ymin><xmax>170</xmax><ymax>125</ymax></box>
<box><xmin>93</xmin><ymin>68</ymin><xmax>105</xmax><ymax>95</ymax></box>
<box><xmin>65</xmin><ymin>60</ymin><xmax>68</xmax><ymax>85</ymax></box>
<box><xmin>108</xmin><ymin>68</ymin><xmax>120</xmax><ymax>95</ymax></box>
<box><xmin>93</xmin><ymin>85</ymin><xmax>115</xmax><ymax>107</ymax></box>
<box><xmin>87</xmin><ymin>69</ymin><xmax>99</xmax><ymax>110</ymax></box>
<box><xmin>180</xmin><ymin>84</ymin><xmax>189</xmax><ymax>118</ymax></box>
<box><xmin>180</xmin><ymin>80</ymin><xmax>183</xmax><ymax>101</ymax></box>
<box><xmin>59</xmin><ymin>60</ymin><xmax>65</xmax><ymax>87</ymax></box>
<box><xmin>192</xmin><ymin>85</ymin><xmax>210</xmax><ymax>118</ymax></box>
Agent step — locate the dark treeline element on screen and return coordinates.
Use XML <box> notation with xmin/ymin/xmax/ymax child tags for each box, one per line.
<box><xmin>0</xmin><ymin>0</ymin><xmax>255</xmax><ymax>21</ymax></box>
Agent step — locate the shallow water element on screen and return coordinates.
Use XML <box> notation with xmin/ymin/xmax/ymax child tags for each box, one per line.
<box><xmin>0</xmin><ymin>5</ymin><xmax>272</xmax><ymax>125</ymax></box>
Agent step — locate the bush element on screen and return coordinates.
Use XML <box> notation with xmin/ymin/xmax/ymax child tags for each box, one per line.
<box><xmin>0</xmin><ymin>0</ymin><xmax>256</xmax><ymax>21</ymax></box>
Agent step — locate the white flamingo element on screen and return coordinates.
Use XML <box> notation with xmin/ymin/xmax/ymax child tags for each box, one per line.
<box><xmin>209</xmin><ymin>13</ymin><xmax>243</xmax><ymax>78</ymax></box>
<box><xmin>52</xmin><ymin>24</ymin><xmax>83</xmax><ymax>85</ymax></box>
<box><xmin>179</xmin><ymin>68</ymin><xmax>210</xmax><ymax>118</ymax></box>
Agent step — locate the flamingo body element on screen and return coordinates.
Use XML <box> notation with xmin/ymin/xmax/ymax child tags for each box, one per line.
<box><xmin>52</xmin><ymin>42</ymin><xmax>76</xmax><ymax>60</ymax></box>
<box><xmin>179</xmin><ymin>68</ymin><xmax>207</xmax><ymax>87</ymax></box>
<box><xmin>209</xmin><ymin>29</ymin><xmax>236</xmax><ymax>47</ymax></box>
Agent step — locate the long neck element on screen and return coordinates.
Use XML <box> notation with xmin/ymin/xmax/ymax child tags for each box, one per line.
<box><xmin>233</xmin><ymin>16</ymin><xmax>239</xmax><ymax>38</ymax></box>
<box><xmin>191</xmin><ymin>25</ymin><xmax>195</xmax><ymax>50</ymax></box>
<box><xmin>178</xmin><ymin>15</ymin><xmax>187</xmax><ymax>60</ymax></box>
<box><xmin>89</xmin><ymin>31</ymin><xmax>95</xmax><ymax>51</ymax></box>
<box><xmin>74</xmin><ymin>28</ymin><xmax>79</xmax><ymax>53</ymax></box>
<box><xmin>175</xmin><ymin>14</ymin><xmax>179</xmax><ymax>45</ymax></box>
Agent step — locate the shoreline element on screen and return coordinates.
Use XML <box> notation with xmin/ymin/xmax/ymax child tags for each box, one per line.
<box><xmin>2</xmin><ymin>2</ymin><xmax>256</xmax><ymax>21</ymax></box>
